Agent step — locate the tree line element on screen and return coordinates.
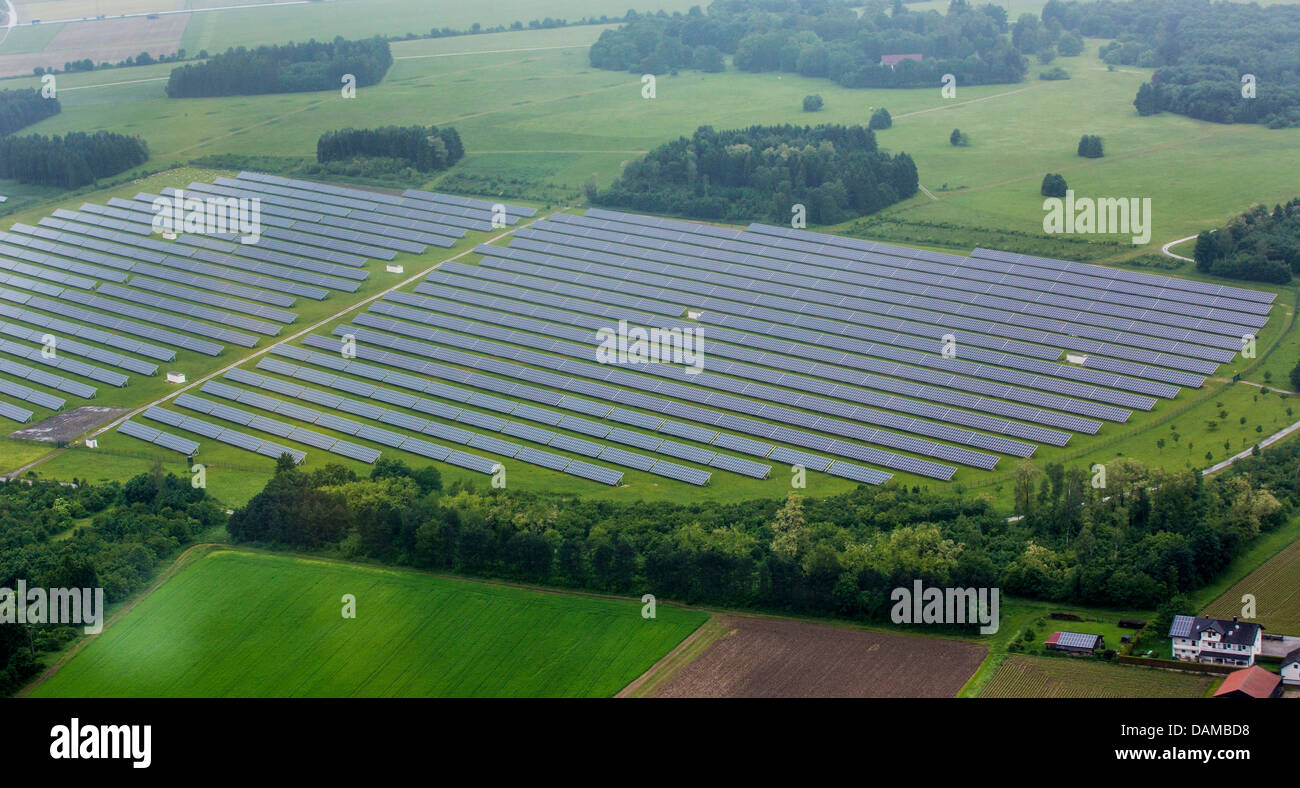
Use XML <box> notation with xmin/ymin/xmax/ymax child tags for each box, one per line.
<box><xmin>0</xmin><ymin>131</ymin><xmax>149</xmax><ymax>188</ymax></box>
<box><xmin>1040</xmin><ymin>0</ymin><xmax>1300</xmax><ymax>128</ymax></box>
<box><xmin>1193</xmin><ymin>199</ymin><xmax>1300</xmax><ymax>284</ymax></box>
<box><xmin>0</xmin><ymin>89</ymin><xmax>60</xmax><ymax>137</ymax></box>
<box><xmin>165</xmin><ymin>36</ymin><xmax>393</xmax><ymax>98</ymax></box>
<box><xmin>317</xmin><ymin>125</ymin><xmax>464</xmax><ymax>172</ymax></box>
<box><xmin>588</xmin><ymin>1</ymin><xmax>1030</xmax><ymax>90</ymax></box>
<box><xmin>590</xmin><ymin>123</ymin><xmax>918</xmax><ymax>224</ymax></box>
<box><xmin>0</xmin><ymin>469</ymin><xmax>224</xmax><ymax>696</ymax></box>
<box><xmin>224</xmin><ymin>447</ymin><xmax>1294</xmax><ymax>630</ymax></box>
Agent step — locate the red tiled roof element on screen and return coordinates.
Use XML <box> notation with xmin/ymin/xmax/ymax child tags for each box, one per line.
<box><xmin>1214</xmin><ymin>666</ymin><xmax>1281</xmax><ymax>698</ymax></box>
<box><xmin>880</xmin><ymin>53</ymin><xmax>923</xmax><ymax>67</ymax></box>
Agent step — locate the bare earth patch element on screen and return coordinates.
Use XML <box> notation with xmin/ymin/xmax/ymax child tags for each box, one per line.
<box><xmin>0</xmin><ymin>15</ymin><xmax>186</xmax><ymax>77</ymax></box>
<box><xmin>649</xmin><ymin>615</ymin><xmax>986</xmax><ymax>698</ymax></box>
<box><xmin>9</xmin><ymin>405</ymin><xmax>128</xmax><ymax>443</ymax></box>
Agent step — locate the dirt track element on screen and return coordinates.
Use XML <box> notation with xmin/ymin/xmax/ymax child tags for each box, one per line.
<box><xmin>649</xmin><ymin>615</ymin><xmax>986</xmax><ymax>698</ymax></box>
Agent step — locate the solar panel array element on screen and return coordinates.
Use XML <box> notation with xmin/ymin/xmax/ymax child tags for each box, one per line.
<box><xmin>263</xmin><ymin>205</ymin><xmax>1265</xmax><ymax>487</ymax></box>
<box><xmin>0</xmin><ymin>172</ymin><xmax>544</xmax><ymax>472</ymax></box>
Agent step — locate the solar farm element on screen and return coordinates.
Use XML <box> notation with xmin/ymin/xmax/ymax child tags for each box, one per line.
<box><xmin>0</xmin><ymin>171</ymin><xmax>1277</xmax><ymax>493</ymax></box>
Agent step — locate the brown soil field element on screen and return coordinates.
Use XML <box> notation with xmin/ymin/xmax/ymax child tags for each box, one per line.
<box><xmin>9</xmin><ymin>405</ymin><xmax>128</xmax><ymax>443</ymax></box>
<box><xmin>0</xmin><ymin>15</ymin><xmax>186</xmax><ymax>77</ymax></box>
<box><xmin>647</xmin><ymin>615</ymin><xmax>987</xmax><ymax>698</ymax></box>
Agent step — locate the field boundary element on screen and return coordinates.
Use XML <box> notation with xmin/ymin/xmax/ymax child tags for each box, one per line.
<box><xmin>616</xmin><ymin>615</ymin><xmax>730</xmax><ymax>698</ymax></box>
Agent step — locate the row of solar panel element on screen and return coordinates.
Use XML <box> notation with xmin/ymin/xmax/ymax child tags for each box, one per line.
<box><xmin>552</xmin><ymin>214</ymin><xmax>1248</xmax><ymax>365</ymax></box>
<box><xmin>101</xmin><ymin>196</ymin><xmax>399</xmax><ymax>278</ymax></box>
<box><xmin>413</xmin><ymin>276</ymin><xmax>1111</xmax><ymax>441</ymax></box>
<box><xmin>0</xmin><ymin>336</ymin><xmax>126</xmax><ymax>387</ymax></box>
<box><xmin>0</xmin><ymin>356</ymin><xmax>95</xmax><ymax>398</ymax></box>
<box><xmin>117</xmin><ymin>419</ymin><xmax>200</xmax><ymax>455</ymax></box>
<box><xmin>61</xmin><ymin>287</ymin><xmax>253</xmax><ymax>348</ymax></box>
<box><xmin>94</xmin><ymin>283</ymin><xmax>278</xmax><ymax>339</ymax></box>
<box><xmin>351</xmin><ymin>298</ymin><xmax>1012</xmax><ymax>466</ymax></box>
<box><xmin>425</xmin><ymin>261</ymin><xmax>1145</xmax><ymax>424</ymax></box>
<box><xmin>304</xmin><ymin>329</ymin><xmax>892</xmax><ymax>486</ymax></box>
<box><xmin>584</xmin><ymin>209</ymin><xmax>1270</xmax><ymax>325</ymax></box>
<box><xmin>528</xmin><ymin>219</ymin><xmax>1230</xmax><ymax>375</ymax></box>
<box><xmin>684</xmin><ymin>214</ymin><xmax>1275</xmax><ymax>306</ymax></box>
<box><xmin>470</xmin><ymin>238</ymin><xmax>1195</xmax><ymax>398</ymax></box>
<box><xmin>0</xmin><ymin>319</ymin><xmax>156</xmax><ymax>376</ymax></box>
<box><xmin>319</xmin><ymin>318</ymin><xmax>920</xmax><ymax>479</ymax></box>
<box><xmin>215</xmin><ymin>176</ymin><xmax>495</xmax><ymax>235</ymax></box>
<box><xmin>573</xmin><ymin>210</ymin><xmax>1233</xmax><ymax>394</ymax></box>
<box><xmin>257</xmin><ymin>344</ymin><xmax>772</xmax><ymax>484</ymax></box>
<box><xmin>235</xmin><ymin>172</ymin><xmax>523</xmax><ymax>230</ymax></box>
<box><xmin>241</xmin><ymin>171</ymin><xmax>526</xmax><ymax>217</ymax></box>
<box><xmin>1</xmin><ymin>285</ymin><xmax>224</xmax><ymax>356</ymax></box>
<box><xmin>386</xmin><ymin>284</ymin><xmax>1089</xmax><ymax>446</ymax></box>
<box><xmin>127</xmin><ymin>276</ymin><xmax>297</xmax><ymax>324</ymax></box>
<box><xmin>968</xmin><ymin>246</ymin><xmax>1275</xmax><ymax>304</ymax></box>
<box><xmin>254</xmin><ymin>346</ymin><xmax>710</xmax><ymax>485</ymax></box>
<box><xmin>0</xmin><ymin>300</ymin><xmax>173</xmax><ymax>363</ymax></box>
<box><xmin>266</xmin><ymin>340</ymin><xmax>781</xmax><ymax>482</ymax></box>
<box><xmin>0</xmin><ymin>376</ymin><xmax>64</xmax><ymax>410</ymax></box>
<box><xmin>141</xmin><ymin>405</ymin><xmax>306</xmax><ymax>464</ymax></box>
<box><xmin>191</xmin><ymin>179</ymin><xmax>474</xmax><ymax>240</ymax></box>
<box><xmin>0</xmin><ymin>254</ymin><xmax>97</xmax><ymax>291</ymax></box>
<box><xmin>738</xmin><ymin>222</ymin><xmax>1273</xmax><ymax>321</ymax></box>
<box><xmin>216</xmin><ymin>363</ymin><xmax>632</xmax><ymax>485</ymax></box>
<box><xmin>124</xmin><ymin>191</ymin><xmax>439</xmax><ymax>253</ymax></box>
<box><xmin>545</xmin><ymin>215</ymin><xmax>1245</xmax><ymax>357</ymax></box>
<box><xmin>0</xmin><ymin>239</ymin><xmax>128</xmax><ymax>283</ymax></box>
<box><xmin>374</xmin><ymin>289</ymin><xmax>1056</xmax><ymax>457</ymax></box>
<box><xmin>61</xmin><ymin>202</ymin><xmax>372</xmax><ymax>268</ymax></box>
<box><xmin>0</xmin><ymin>398</ymin><xmax>33</xmax><ymax>423</ymax></box>
<box><xmin>17</xmin><ymin>216</ymin><xmax>353</xmax><ymax>298</ymax></box>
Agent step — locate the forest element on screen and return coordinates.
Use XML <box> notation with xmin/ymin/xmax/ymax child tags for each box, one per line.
<box><xmin>590</xmin><ymin>124</ymin><xmax>918</xmax><ymax>223</ymax></box>
<box><xmin>0</xmin><ymin>131</ymin><xmax>149</xmax><ymax>188</ymax></box>
<box><xmin>317</xmin><ymin>125</ymin><xmax>465</xmax><ymax>172</ymax></box>
<box><xmin>1193</xmin><ymin>199</ymin><xmax>1300</xmax><ymax>284</ymax></box>
<box><xmin>0</xmin><ymin>89</ymin><xmax>60</xmax><ymax>138</ymax></box>
<box><xmin>224</xmin><ymin>447</ymin><xmax>1291</xmax><ymax>629</ymax></box>
<box><xmin>164</xmin><ymin>37</ymin><xmax>393</xmax><ymax>98</ymax></box>
<box><xmin>1042</xmin><ymin>0</ymin><xmax>1300</xmax><ymax>128</ymax></box>
<box><xmin>0</xmin><ymin>470</ymin><xmax>224</xmax><ymax>695</ymax></box>
<box><xmin>589</xmin><ymin>0</ymin><xmax>1029</xmax><ymax>89</ymax></box>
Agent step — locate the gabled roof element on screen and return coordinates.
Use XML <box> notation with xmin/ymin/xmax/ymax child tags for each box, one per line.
<box><xmin>1214</xmin><ymin>666</ymin><xmax>1281</xmax><ymax>698</ymax></box>
<box><xmin>1167</xmin><ymin>616</ymin><xmax>1261</xmax><ymax>646</ymax></box>
<box><xmin>1283</xmin><ymin>647</ymin><xmax>1300</xmax><ymax>669</ymax></box>
<box><xmin>880</xmin><ymin>53</ymin><xmax>923</xmax><ymax>67</ymax></box>
<box><xmin>1046</xmin><ymin>631</ymin><xmax>1102</xmax><ymax>649</ymax></box>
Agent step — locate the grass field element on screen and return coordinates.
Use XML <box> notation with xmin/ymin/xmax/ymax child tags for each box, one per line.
<box><xmin>30</xmin><ymin>548</ymin><xmax>708</xmax><ymax>697</ymax></box>
<box><xmin>980</xmin><ymin>654</ymin><xmax>1217</xmax><ymax>698</ymax></box>
<box><xmin>1203</xmin><ymin>537</ymin><xmax>1300</xmax><ymax>635</ymax></box>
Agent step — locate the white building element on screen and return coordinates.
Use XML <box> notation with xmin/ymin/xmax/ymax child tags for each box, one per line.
<box><xmin>166</xmin><ymin>371</ymin><xmax>186</xmax><ymax>384</ymax></box>
<box><xmin>1283</xmin><ymin>648</ymin><xmax>1300</xmax><ymax>686</ymax></box>
<box><xmin>1168</xmin><ymin>615</ymin><xmax>1263</xmax><ymax>667</ymax></box>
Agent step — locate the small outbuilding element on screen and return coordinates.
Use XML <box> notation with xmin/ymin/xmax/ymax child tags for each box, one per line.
<box><xmin>1282</xmin><ymin>647</ymin><xmax>1300</xmax><ymax>686</ymax></box>
<box><xmin>1045</xmin><ymin>631</ymin><xmax>1105</xmax><ymax>654</ymax></box>
<box><xmin>1213</xmin><ymin>666</ymin><xmax>1282</xmax><ymax>698</ymax></box>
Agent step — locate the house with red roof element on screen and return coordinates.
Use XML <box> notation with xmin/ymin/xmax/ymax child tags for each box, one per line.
<box><xmin>880</xmin><ymin>53</ymin><xmax>923</xmax><ymax>69</ymax></box>
<box><xmin>1213</xmin><ymin>666</ymin><xmax>1282</xmax><ymax>698</ymax></box>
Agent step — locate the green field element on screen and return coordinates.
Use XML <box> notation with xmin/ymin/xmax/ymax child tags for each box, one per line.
<box><xmin>979</xmin><ymin>654</ymin><xmax>1216</xmax><ymax>698</ymax></box>
<box><xmin>30</xmin><ymin>548</ymin><xmax>708</xmax><ymax>697</ymax></box>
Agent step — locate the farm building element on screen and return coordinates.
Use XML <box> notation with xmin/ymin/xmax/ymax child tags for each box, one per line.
<box><xmin>1213</xmin><ymin>666</ymin><xmax>1282</xmax><ymax>699</ymax></box>
<box><xmin>1283</xmin><ymin>648</ymin><xmax>1300</xmax><ymax>686</ymax></box>
<box><xmin>1169</xmin><ymin>616</ymin><xmax>1263</xmax><ymax>667</ymax></box>
<box><xmin>1045</xmin><ymin>632</ymin><xmax>1104</xmax><ymax>654</ymax></box>
<box><xmin>880</xmin><ymin>53</ymin><xmax>923</xmax><ymax>68</ymax></box>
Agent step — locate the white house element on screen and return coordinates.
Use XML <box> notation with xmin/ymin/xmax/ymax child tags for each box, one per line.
<box><xmin>1283</xmin><ymin>647</ymin><xmax>1300</xmax><ymax>686</ymax></box>
<box><xmin>1168</xmin><ymin>615</ymin><xmax>1263</xmax><ymax>667</ymax></box>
